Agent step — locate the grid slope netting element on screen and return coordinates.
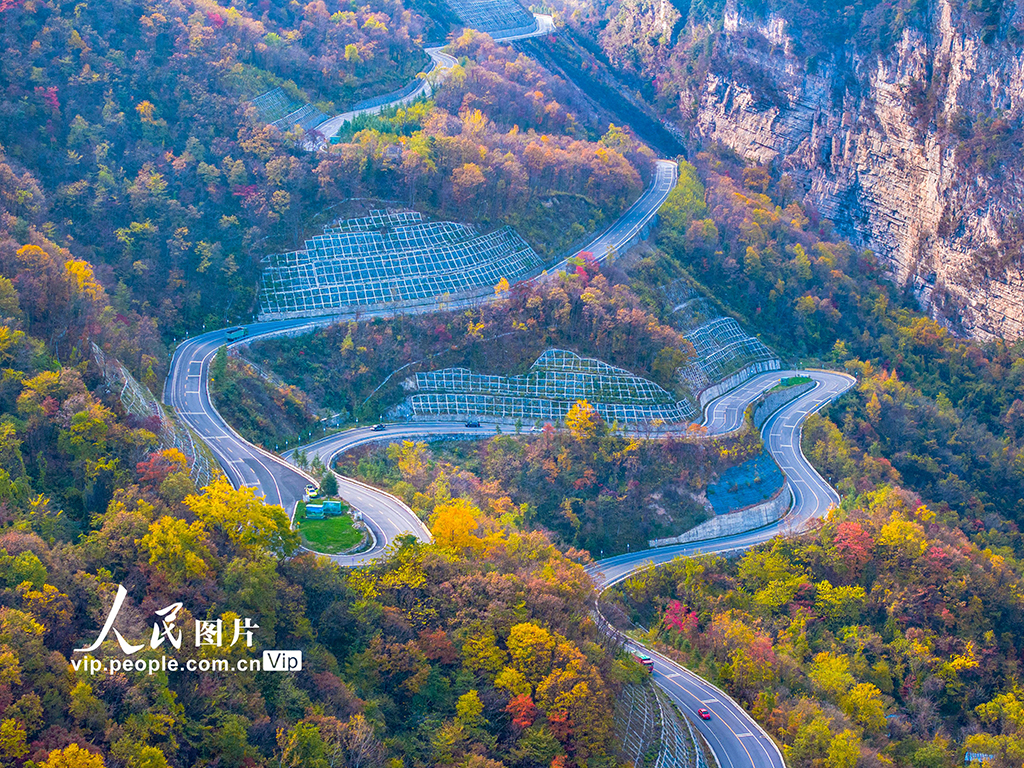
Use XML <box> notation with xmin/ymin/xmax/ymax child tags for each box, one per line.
<box><xmin>91</xmin><ymin>344</ymin><xmax>217</xmax><ymax>488</ymax></box>
<box><xmin>677</xmin><ymin>317</ymin><xmax>777</xmax><ymax>389</ymax></box>
<box><xmin>705</xmin><ymin>450</ymin><xmax>784</xmax><ymax>515</ymax></box>
<box><xmin>258</xmin><ymin>209</ymin><xmax>545</xmax><ymax>319</ymax></box>
<box><xmin>250</xmin><ymin>88</ymin><xmax>297</xmax><ymax>122</ymax></box>
<box><xmin>655</xmin><ymin>688</ymin><xmax>709</xmax><ymax>768</ymax></box>
<box><xmin>271</xmin><ymin>103</ymin><xmax>329</xmax><ymax>132</ymax></box>
<box><xmin>657</xmin><ymin>279</ymin><xmax>779</xmax><ymax>393</ymax></box>
<box><xmin>614</xmin><ymin>682</ymin><xmax>660</xmax><ymax>768</ymax></box>
<box><xmin>351</xmin><ymin>75</ymin><xmax>427</xmax><ymax>113</ymax></box>
<box><xmin>445</xmin><ymin>0</ymin><xmax>535</xmax><ymax>34</ymax></box>
<box><xmin>326</xmin><ymin>210</ymin><xmax>425</xmax><ymax>233</ymax></box>
<box><xmin>249</xmin><ymin>88</ymin><xmax>328</xmax><ymax>133</ymax></box>
<box><xmin>406</xmin><ymin>348</ymin><xmax>699</xmax><ymax>424</ymax></box>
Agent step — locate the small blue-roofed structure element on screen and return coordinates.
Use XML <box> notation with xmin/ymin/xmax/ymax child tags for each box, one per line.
<box><xmin>964</xmin><ymin>753</ymin><xmax>995</xmax><ymax>766</ymax></box>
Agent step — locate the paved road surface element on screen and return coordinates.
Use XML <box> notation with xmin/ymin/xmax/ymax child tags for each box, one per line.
<box><xmin>160</xmin><ymin>19</ymin><xmax>849</xmax><ymax>762</ymax></box>
<box><xmin>316</xmin><ymin>48</ymin><xmax>459</xmax><ymax>141</ymax></box>
<box><xmin>547</xmin><ymin>160</ymin><xmax>678</xmax><ymax>273</ymax></box>
<box><xmin>287</xmin><ymin>369</ymin><xmax>852</xmax><ymax>768</ymax></box>
<box><xmin>589</xmin><ymin>369</ymin><xmax>855</xmax><ymax>587</ymax></box>
<box><xmin>167</xmin><ymin>325</ymin><xmax>851</xmax><ymax>768</ymax></box>
<box><xmin>585</xmin><ymin>369</ymin><xmax>853</xmax><ymax>768</ymax></box>
<box><xmin>163</xmin><ymin>158</ymin><xmax>676</xmax><ymax>543</ymax></box>
<box><xmin>315</xmin><ymin>15</ymin><xmax>554</xmax><ymax>141</ymax></box>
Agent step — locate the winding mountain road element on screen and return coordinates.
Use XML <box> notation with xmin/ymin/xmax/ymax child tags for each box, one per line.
<box><xmin>161</xmin><ymin>17</ymin><xmax>856</xmax><ymax>768</ymax></box>
<box><xmin>315</xmin><ymin>14</ymin><xmax>554</xmax><ymax>141</ymax></box>
<box><xmin>162</xmin><ymin>163</ymin><xmax>849</xmax><ymax>768</ymax></box>
<box><xmin>316</xmin><ymin>48</ymin><xmax>459</xmax><ymax>142</ymax></box>
<box><xmin>584</xmin><ymin>369</ymin><xmax>853</xmax><ymax>768</ymax></box>
<box><xmin>163</xmin><ymin>154</ymin><xmax>676</xmax><ymax>552</ymax></box>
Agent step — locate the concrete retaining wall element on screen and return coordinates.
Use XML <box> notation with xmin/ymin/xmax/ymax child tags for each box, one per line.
<box><xmin>698</xmin><ymin>359</ymin><xmax>781</xmax><ymax>408</ymax></box>
<box><xmin>751</xmin><ymin>381</ymin><xmax>815</xmax><ymax>429</ymax></box>
<box><xmin>648</xmin><ymin>485</ymin><xmax>791</xmax><ymax>548</ymax></box>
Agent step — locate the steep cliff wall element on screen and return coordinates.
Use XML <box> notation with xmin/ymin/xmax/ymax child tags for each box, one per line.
<box><xmin>551</xmin><ymin>0</ymin><xmax>1024</xmax><ymax>339</ymax></box>
<box><xmin>690</xmin><ymin>0</ymin><xmax>1024</xmax><ymax>340</ymax></box>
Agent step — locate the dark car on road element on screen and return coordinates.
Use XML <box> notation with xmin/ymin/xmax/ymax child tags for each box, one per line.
<box><xmin>373</xmin><ymin>423</ymin><xmax>387</xmax><ymax>431</ymax></box>
<box><xmin>465</xmin><ymin>420</ymin><xmax>482</xmax><ymax>428</ymax></box>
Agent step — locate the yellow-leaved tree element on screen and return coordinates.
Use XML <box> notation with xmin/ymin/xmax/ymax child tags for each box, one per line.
<box><xmin>564</xmin><ymin>399</ymin><xmax>600</xmax><ymax>441</ymax></box>
<box><xmin>139</xmin><ymin>516</ymin><xmax>213</xmax><ymax>584</ymax></box>
<box><xmin>185</xmin><ymin>477</ymin><xmax>298</xmax><ymax>557</ymax></box>
<box><xmin>39</xmin><ymin>744</ymin><xmax>106</xmax><ymax>768</ymax></box>
<box><xmin>64</xmin><ymin>259</ymin><xmax>105</xmax><ymax>301</ymax></box>
<box><xmin>430</xmin><ymin>498</ymin><xmax>484</xmax><ymax>554</ymax></box>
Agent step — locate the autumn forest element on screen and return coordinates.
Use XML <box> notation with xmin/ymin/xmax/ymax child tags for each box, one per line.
<box><xmin>0</xmin><ymin>0</ymin><xmax>1023</xmax><ymax>768</ymax></box>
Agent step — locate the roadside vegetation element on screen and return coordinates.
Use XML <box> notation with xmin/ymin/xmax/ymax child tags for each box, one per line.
<box><xmin>607</xmin><ymin>486</ymin><xmax>1024</xmax><ymax>768</ymax></box>
<box><xmin>294</xmin><ymin>500</ymin><xmax>365</xmax><ymax>554</ymax></box>
<box><xmin>0</xmin><ymin>240</ymin><xmax>626</xmax><ymax>765</ymax></box>
<box><xmin>297</xmin><ymin>515</ymin><xmax>364</xmax><ymax>553</ymax></box>
<box><xmin>0</xmin><ymin>0</ymin><xmax>430</xmax><ymax>335</ymax></box>
<box><xmin>650</xmin><ymin>153</ymin><xmax>1024</xmax><ymax>541</ymax></box>
<box><xmin>243</xmin><ymin>262</ymin><xmax>694</xmax><ymax>426</ymax></box>
<box><xmin>317</xmin><ymin>30</ymin><xmax>655</xmax><ymax>258</ymax></box>
<box><xmin>0</xmin><ymin>113</ymin><xmax>631</xmax><ymax>768</ymax></box>
<box><xmin>209</xmin><ymin>346</ymin><xmax>321</xmax><ymax>451</ymax></box>
<box><xmin>334</xmin><ymin>411</ymin><xmax>763</xmax><ymax>555</ymax></box>
<box><xmin>0</xmin><ymin>0</ymin><xmax>652</xmax><ymax>338</ymax></box>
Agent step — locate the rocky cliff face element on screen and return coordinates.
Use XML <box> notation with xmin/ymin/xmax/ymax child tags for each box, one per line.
<box><xmin>691</xmin><ymin>0</ymin><xmax>1024</xmax><ymax>339</ymax></box>
<box><xmin>560</xmin><ymin>0</ymin><xmax>1024</xmax><ymax>339</ymax></box>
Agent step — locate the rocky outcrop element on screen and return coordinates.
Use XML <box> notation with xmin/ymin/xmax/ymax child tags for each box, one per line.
<box><xmin>689</xmin><ymin>0</ymin><xmax>1024</xmax><ymax>339</ymax></box>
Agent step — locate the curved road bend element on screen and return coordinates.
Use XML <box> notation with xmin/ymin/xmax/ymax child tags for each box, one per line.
<box><xmin>547</xmin><ymin>160</ymin><xmax>678</xmax><ymax>273</ymax></box>
<box><xmin>163</xmin><ymin>156</ymin><xmax>677</xmax><ymax>556</ymax></box>
<box><xmin>286</xmin><ymin>369</ymin><xmax>852</xmax><ymax>768</ymax></box>
<box><xmin>168</xmin><ymin>326</ymin><xmax>851</xmax><ymax>767</ymax></box>
<box><xmin>282</xmin><ymin>367</ymin><xmax>852</xmax><ymax>569</ymax></box>
<box><xmin>591</xmin><ymin>369</ymin><xmax>855</xmax><ymax>586</ymax></box>
<box><xmin>316</xmin><ymin>48</ymin><xmax>459</xmax><ymax>141</ymax></box>
<box><xmin>315</xmin><ymin>14</ymin><xmax>555</xmax><ymax>141</ymax></box>
<box><xmin>586</xmin><ymin>369</ymin><xmax>854</xmax><ymax>768</ymax></box>
<box><xmin>158</xmin><ymin>10</ymin><xmax>845</xmax><ymax>765</ymax></box>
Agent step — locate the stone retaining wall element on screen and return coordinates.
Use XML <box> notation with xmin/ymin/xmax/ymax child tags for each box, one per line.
<box><xmin>751</xmin><ymin>380</ymin><xmax>815</xmax><ymax>429</ymax></box>
<box><xmin>648</xmin><ymin>484</ymin><xmax>791</xmax><ymax>548</ymax></box>
<box><xmin>698</xmin><ymin>359</ymin><xmax>781</xmax><ymax>408</ymax></box>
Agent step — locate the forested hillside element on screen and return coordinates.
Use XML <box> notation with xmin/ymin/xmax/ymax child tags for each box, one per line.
<box><xmin>650</xmin><ymin>154</ymin><xmax>1024</xmax><ymax>541</ymax></box>
<box><xmin>0</xmin><ymin>206</ymin><xmax>624</xmax><ymax>767</ymax></box>
<box><xmin>610</xmin><ymin>487</ymin><xmax>1024</xmax><ymax>767</ymax></box>
<box><xmin>0</xmin><ymin>0</ymin><xmax>431</xmax><ymax>334</ymax></box>
<box><xmin>333</xmin><ymin>420</ymin><xmax>761</xmax><ymax>554</ymax></box>
<box><xmin>317</xmin><ymin>31</ymin><xmax>654</xmax><ymax>257</ymax></box>
<box><xmin>5</xmin><ymin>1</ymin><xmax>1024</xmax><ymax>768</ymax></box>
<box><xmin>0</xmin><ymin>0</ymin><xmax>650</xmax><ymax>338</ymax></box>
<box><xmin>233</xmin><ymin>260</ymin><xmax>687</xmax><ymax>433</ymax></box>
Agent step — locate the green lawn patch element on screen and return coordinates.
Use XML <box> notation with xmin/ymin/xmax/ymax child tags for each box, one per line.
<box><xmin>770</xmin><ymin>375</ymin><xmax>813</xmax><ymax>392</ymax></box>
<box><xmin>297</xmin><ymin>514</ymin><xmax>365</xmax><ymax>553</ymax></box>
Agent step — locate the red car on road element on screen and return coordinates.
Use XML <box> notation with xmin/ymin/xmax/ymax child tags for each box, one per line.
<box><xmin>697</xmin><ymin>708</ymin><xmax>712</xmax><ymax>720</ymax></box>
